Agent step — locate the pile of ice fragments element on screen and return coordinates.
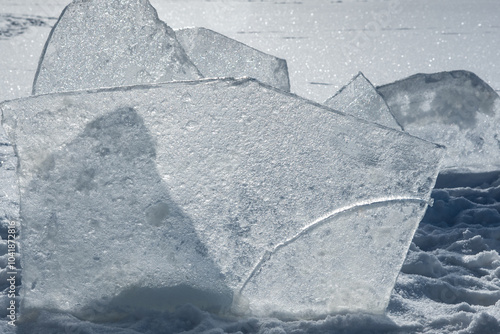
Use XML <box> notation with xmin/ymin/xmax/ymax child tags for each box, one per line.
<box><xmin>1</xmin><ymin>0</ymin><xmax>499</xmax><ymax>324</ymax></box>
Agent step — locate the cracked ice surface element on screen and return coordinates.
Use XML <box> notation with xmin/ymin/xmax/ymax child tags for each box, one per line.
<box><xmin>241</xmin><ymin>198</ymin><xmax>427</xmax><ymax>317</ymax></box>
<box><xmin>1</xmin><ymin>78</ymin><xmax>443</xmax><ymax>319</ymax></box>
<box><xmin>324</xmin><ymin>72</ymin><xmax>401</xmax><ymax>130</ymax></box>
<box><xmin>175</xmin><ymin>27</ymin><xmax>290</xmax><ymax>92</ymax></box>
<box><xmin>378</xmin><ymin>70</ymin><xmax>500</xmax><ymax>174</ymax></box>
<box><xmin>32</xmin><ymin>0</ymin><xmax>201</xmax><ymax>95</ymax></box>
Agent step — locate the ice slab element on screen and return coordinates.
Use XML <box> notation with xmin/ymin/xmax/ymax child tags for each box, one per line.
<box><xmin>1</xmin><ymin>78</ymin><xmax>444</xmax><ymax>319</ymax></box>
<box><xmin>324</xmin><ymin>72</ymin><xmax>401</xmax><ymax>130</ymax></box>
<box><xmin>32</xmin><ymin>0</ymin><xmax>201</xmax><ymax>95</ymax></box>
<box><xmin>377</xmin><ymin>70</ymin><xmax>500</xmax><ymax>173</ymax></box>
<box><xmin>175</xmin><ymin>27</ymin><xmax>290</xmax><ymax>92</ymax></box>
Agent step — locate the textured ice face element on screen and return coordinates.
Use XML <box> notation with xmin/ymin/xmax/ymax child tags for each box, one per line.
<box><xmin>324</xmin><ymin>72</ymin><xmax>401</xmax><ymax>130</ymax></box>
<box><xmin>175</xmin><ymin>27</ymin><xmax>290</xmax><ymax>92</ymax></box>
<box><xmin>0</xmin><ymin>127</ymin><xmax>18</xmax><ymax>230</ymax></box>
<box><xmin>32</xmin><ymin>0</ymin><xmax>202</xmax><ymax>95</ymax></box>
<box><xmin>1</xmin><ymin>78</ymin><xmax>443</xmax><ymax>319</ymax></box>
<box><xmin>378</xmin><ymin>70</ymin><xmax>500</xmax><ymax>173</ymax></box>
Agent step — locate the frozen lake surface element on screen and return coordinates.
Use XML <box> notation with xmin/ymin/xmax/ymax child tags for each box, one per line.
<box><xmin>0</xmin><ymin>0</ymin><xmax>499</xmax><ymax>333</ymax></box>
<box><xmin>1</xmin><ymin>0</ymin><xmax>499</xmax><ymax>102</ymax></box>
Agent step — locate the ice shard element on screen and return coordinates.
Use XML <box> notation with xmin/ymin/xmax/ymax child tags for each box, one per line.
<box><xmin>1</xmin><ymin>78</ymin><xmax>444</xmax><ymax>319</ymax></box>
<box><xmin>378</xmin><ymin>70</ymin><xmax>500</xmax><ymax>173</ymax></box>
<box><xmin>324</xmin><ymin>72</ymin><xmax>401</xmax><ymax>130</ymax></box>
<box><xmin>32</xmin><ymin>0</ymin><xmax>201</xmax><ymax>95</ymax></box>
<box><xmin>175</xmin><ymin>27</ymin><xmax>290</xmax><ymax>92</ymax></box>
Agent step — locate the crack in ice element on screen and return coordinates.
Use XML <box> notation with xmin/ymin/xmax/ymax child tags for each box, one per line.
<box><xmin>238</xmin><ymin>196</ymin><xmax>428</xmax><ymax>295</ymax></box>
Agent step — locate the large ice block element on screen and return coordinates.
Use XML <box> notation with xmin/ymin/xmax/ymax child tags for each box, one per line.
<box><xmin>378</xmin><ymin>70</ymin><xmax>500</xmax><ymax>173</ymax></box>
<box><xmin>32</xmin><ymin>0</ymin><xmax>201</xmax><ymax>95</ymax></box>
<box><xmin>324</xmin><ymin>72</ymin><xmax>401</xmax><ymax>130</ymax></box>
<box><xmin>1</xmin><ymin>78</ymin><xmax>444</xmax><ymax>319</ymax></box>
<box><xmin>175</xmin><ymin>27</ymin><xmax>290</xmax><ymax>92</ymax></box>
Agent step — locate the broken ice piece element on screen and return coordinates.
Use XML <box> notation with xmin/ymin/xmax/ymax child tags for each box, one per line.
<box><xmin>1</xmin><ymin>78</ymin><xmax>443</xmax><ymax>319</ymax></box>
<box><xmin>377</xmin><ymin>70</ymin><xmax>500</xmax><ymax>173</ymax></box>
<box><xmin>32</xmin><ymin>0</ymin><xmax>202</xmax><ymax>95</ymax></box>
<box><xmin>324</xmin><ymin>72</ymin><xmax>401</xmax><ymax>130</ymax></box>
<box><xmin>175</xmin><ymin>27</ymin><xmax>290</xmax><ymax>92</ymax></box>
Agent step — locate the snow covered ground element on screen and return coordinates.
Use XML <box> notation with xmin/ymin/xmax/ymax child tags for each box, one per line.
<box><xmin>1</xmin><ymin>0</ymin><xmax>499</xmax><ymax>333</ymax></box>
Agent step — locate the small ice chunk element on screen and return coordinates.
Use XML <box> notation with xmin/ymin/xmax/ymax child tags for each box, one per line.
<box><xmin>175</xmin><ymin>27</ymin><xmax>290</xmax><ymax>92</ymax></box>
<box><xmin>32</xmin><ymin>0</ymin><xmax>201</xmax><ymax>95</ymax></box>
<box><xmin>324</xmin><ymin>72</ymin><xmax>401</xmax><ymax>130</ymax></box>
<box><xmin>377</xmin><ymin>70</ymin><xmax>500</xmax><ymax>173</ymax></box>
<box><xmin>1</xmin><ymin>78</ymin><xmax>444</xmax><ymax>319</ymax></box>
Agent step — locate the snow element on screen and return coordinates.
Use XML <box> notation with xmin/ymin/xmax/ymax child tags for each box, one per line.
<box><xmin>325</xmin><ymin>72</ymin><xmax>401</xmax><ymax>130</ymax></box>
<box><xmin>387</xmin><ymin>181</ymin><xmax>500</xmax><ymax>333</ymax></box>
<box><xmin>176</xmin><ymin>27</ymin><xmax>290</xmax><ymax>92</ymax></box>
<box><xmin>32</xmin><ymin>0</ymin><xmax>201</xmax><ymax>95</ymax></box>
<box><xmin>0</xmin><ymin>0</ymin><xmax>500</xmax><ymax>333</ymax></box>
<box><xmin>378</xmin><ymin>70</ymin><xmax>500</xmax><ymax>174</ymax></box>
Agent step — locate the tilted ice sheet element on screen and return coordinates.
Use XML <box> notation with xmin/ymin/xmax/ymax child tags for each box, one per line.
<box><xmin>324</xmin><ymin>72</ymin><xmax>401</xmax><ymax>130</ymax></box>
<box><xmin>32</xmin><ymin>0</ymin><xmax>201</xmax><ymax>95</ymax></box>
<box><xmin>1</xmin><ymin>78</ymin><xmax>444</xmax><ymax>319</ymax></box>
<box><xmin>175</xmin><ymin>27</ymin><xmax>290</xmax><ymax>92</ymax></box>
<box><xmin>377</xmin><ymin>70</ymin><xmax>500</xmax><ymax>174</ymax></box>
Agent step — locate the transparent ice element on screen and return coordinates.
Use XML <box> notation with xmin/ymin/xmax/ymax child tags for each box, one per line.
<box><xmin>378</xmin><ymin>70</ymin><xmax>500</xmax><ymax>173</ymax></box>
<box><xmin>324</xmin><ymin>72</ymin><xmax>401</xmax><ymax>130</ymax></box>
<box><xmin>32</xmin><ymin>0</ymin><xmax>202</xmax><ymax>95</ymax></box>
<box><xmin>1</xmin><ymin>78</ymin><xmax>443</xmax><ymax>319</ymax></box>
<box><xmin>175</xmin><ymin>27</ymin><xmax>290</xmax><ymax>92</ymax></box>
